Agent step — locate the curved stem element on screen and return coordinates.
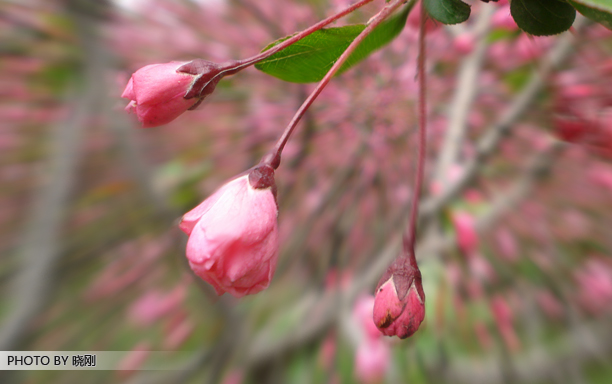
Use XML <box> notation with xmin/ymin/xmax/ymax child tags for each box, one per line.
<box><xmin>216</xmin><ymin>0</ymin><xmax>377</xmax><ymax>77</ymax></box>
<box><xmin>404</xmin><ymin>1</ymin><xmax>426</xmax><ymax>265</ymax></box>
<box><xmin>263</xmin><ymin>0</ymin><xmax>414</xmax><ymax>169</ymax></box>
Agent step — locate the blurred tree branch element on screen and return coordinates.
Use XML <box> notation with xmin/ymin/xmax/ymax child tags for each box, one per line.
<box><xmin>0</xmin><ymin>3</ymin><xmax>107</xmax><ymax>352</ymax></box>
<box><xmin>433</xmin><ymin>4</ymin><xmax>494</xmax><ymax>186</ymax></box>
<box><xmin>438</xmin><ymin>314</ymin><xmax>612</xmax><ymax>384</ymax></box>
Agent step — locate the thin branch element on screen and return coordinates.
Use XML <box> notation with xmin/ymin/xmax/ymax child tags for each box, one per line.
<box><xmin>264</xmin><ymin>0</ymin><xmax>415</xmax><ymax>169</ymax></box>
<box><xmin>433</xmin><ymin>5</ymin><xmax>494</xmax><ymax>185</ymax></box>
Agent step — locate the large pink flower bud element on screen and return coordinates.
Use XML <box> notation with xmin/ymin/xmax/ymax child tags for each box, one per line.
<box><xmin>122</xmin><ymin>60</ymin><xmax>222</xmax><ymax>128</ymax></box>
<box><xmin>179</xmin><ymin>165</ymin><xmax>279</xmax><ymax>298</ymax></box>
<box><xmin>372</xmin><ymin>256</ymin><xmax>425</xmax><ymax>339</ymax></box>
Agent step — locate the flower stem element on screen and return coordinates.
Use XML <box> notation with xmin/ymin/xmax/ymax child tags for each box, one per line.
<box><xmin>263</xmin><ymin>0</ymin><xmax>414</xmax><ymax>169</ymax></box>
<box><xmin>404</xmin><ymin>1</ymin><xmax>426</xmax><ymax>266</ymax></box>
<box><xmin>216</xmin><ymin>0</ymin><xmax>377</xmax><ymax>77</ymax></box>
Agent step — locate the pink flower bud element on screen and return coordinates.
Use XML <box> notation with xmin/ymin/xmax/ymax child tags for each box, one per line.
<box><xmin>179</xmin><ymin>165</ymin><xmax>279</xmax><ymax>298</ymax></box>
<box><xmin>372</xmin><ymin>257</ymin><xmax>425</xmax><ymax>339</ymax></box>
<box><xmin>354</xmin><ymin>339</ymin><xmax>390</xmax><ymax>384</ymax></box>
<box><xmin>451</xmin><ymin>211</ymin><xmax>478</xmax><ymax>255</ymax></box>
<box><xmin>122</xmin><ymin>60</ymin><xmax>222</xmax><ymax>128</ymax></box>
<box><xmin>453</xmin><ymin>33</ymin><xmax>475</xmax><ymax>55</ymax></box>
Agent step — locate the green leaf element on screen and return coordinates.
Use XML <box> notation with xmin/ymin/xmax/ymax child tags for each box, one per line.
<box><xmin>569</xmin><ymin>0</ymin><xmax>612</xmax><ymax>30</ymax></box>
<box><xmin>423</xmin><ymin>0</ymin><xmax>470</xmax><ymax>25</ymax></box>
<box><xmin>510</xmin><ymin>0</ymin><xmax>576</xmax><ymax>36</ymax></box>
<box><xmin>254</xmin><ymin>5</ymin><xmax>411</xmax><ymax>83</ymax></box>
<box><xmin>571</xmin><ymin>0</ymin><xmax>612</xmax><ymax>13</ymax></box>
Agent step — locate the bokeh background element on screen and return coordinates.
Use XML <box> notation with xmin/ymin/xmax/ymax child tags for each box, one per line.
<box><xmin>1</xmin><ymin>0</ymin><xmax>612</xmax><ymax>383</ymax></box>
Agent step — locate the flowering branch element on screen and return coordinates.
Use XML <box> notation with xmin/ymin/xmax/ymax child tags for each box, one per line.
<box><xmin>261</xmin><ymin>0</ymin><xmax>417</xmax><ymax>170</ymax></box>
<box><xmin>183</xmin><ymin>0</ymin><xmax>380</xmax><ymax>98</ymax></box>
<box><xmin>122</xmin><ymin>0</ymin><xmax>378</xmax><ymax>127</ymax></box>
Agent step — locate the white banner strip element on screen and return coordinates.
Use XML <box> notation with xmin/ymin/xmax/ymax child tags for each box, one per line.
<box><xmin>0</xmin><ymin>351</ymin><xmax>193</xmax><ymax>370</ymax></box>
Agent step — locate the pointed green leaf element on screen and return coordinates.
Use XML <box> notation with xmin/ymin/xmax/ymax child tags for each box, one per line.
<box><xmin>571</xmin><ymin>0</ymin><xmax>612</xmax><ymax>13</ymax></box>
<box><xmin>569</xmin><ymin>0</ymin><xmax>612</xmax><ymax>30</ymax></box>
<box><xmin>511</xmin><ymin>0</ymin><xmax>576</xmax><ymax>36</ymax></box>
<box><xmin>254</xmin><ymin>5</ymin><xmax>411</xmax><ymax>83</ymax></box>
<box><xmin>423</xmin><ymin>0</ymin><xmax>471</xmax><ymax>25</ymax></box>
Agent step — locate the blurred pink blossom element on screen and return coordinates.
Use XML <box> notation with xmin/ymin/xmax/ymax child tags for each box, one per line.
<box><xmin>117</xmin><ymin>342</ymin><xmax>151</xmax><ymax>379</ymax></box>
<box><xmin>575</xmin><ymin>259</ymin><xmax>612</xmax><ymax>314</ymax></box>
<box><xmin>354</xmin><ymin>339</ymin><xmax>390</xmax><ymax>384</ymax></box>
<box><xmin>317</xmin><ymin>332</ymin><xmax>337</xmax><ymax>371</ymax></box>
<box><xmin>163</xmin><ymin>316</ymin><xmax>194</xmax><ymax>349</ymax></box>
<box><xmin>535</xmin><ymin>290</ymin><xmax>564</xmax><ymax>320</ymax></box>
<box><xmin>453</xmin><ymin>33</ymin><xmax>475</xmax><ymax>55</ymax></box>
<box><xmin>221</xmin><ymin>371</ymin><xmax>244</xmax><ymax>384</ymax></box>
<box><xmin>491</xmin><ymin>295</ymin><xmax>520</xmax><ymax>352</ymax></box>
<box><xmin>588</xmin><ymin>165</ymin><xmax>612</xmax><ymax>191</ymax></box>
<box><xmin>128</xmin><ymin>285</ymin><xmax>186</xmax><ymax>326</ymax></box>
<box><xmin>495</xmin><ymin>228</ymin><xmax>519</xmax><ymax>262</ymax></box>
<box><xmin>353</xmin><ymin>295</ymin><xmax>382</xmax><ymax>341</ymax></box>
<box><xmin>407</xmin><ymin>2</ymin><xmax>439</xmax><ymax>33</ymax></box>
<box><xmin>491</xmin><ymin>5</ymin><xmax>517</xmax><ymax>31</ymax></box>
<box><xmin>469</xmin><ymin>253</ymin><xmax>496</xmax><ymax>283</ymax></box>
<box><xmin>451</xmin><ymin>211</ymin><xmax>478</xmax><ymax>255</ymax></box>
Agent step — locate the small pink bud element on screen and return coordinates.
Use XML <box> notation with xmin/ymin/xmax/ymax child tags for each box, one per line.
<box><xmin>179</xmin><ymin>165</ymin><xmax>279</xmax><ymax>298</ymax></box>
<box><xmin>451</xmin><ymin>211</ymin><xmax>478</xmax><ymax>255</ymax></box>
<box><xmin>373</xmin><ymin>257</ymin><xmax>425</xmax><ymax>339</ymax></box>
<box><xmin>122</xmin><ymin>60</ymin><xmax>222</xmax><ymax>128</ymax></box>
<box><xmin>354</xmin><ymin>339</ymin><xmax>390</xmax><ymax>384</ymax></box>
<box><xmin>453</xmin><ymin>33</ymin><xmax>475</xmax><ymax>55</ymax></box>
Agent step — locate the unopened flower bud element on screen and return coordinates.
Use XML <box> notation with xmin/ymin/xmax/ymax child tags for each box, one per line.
<box><xmin>373</xmin><ymin>256</ymin><xmax>425</xmax><ymax>339</ymax></box>
<box><xmin>179</xmin><ymin>165</ymin><xmax>279</xmax><ymax>297</ymax></box>
<box><xmin>122</xmin><ymin>60</ymin><xmax>223</xmax><ymax>128</ymax></box>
